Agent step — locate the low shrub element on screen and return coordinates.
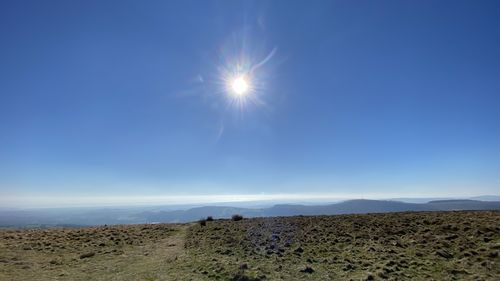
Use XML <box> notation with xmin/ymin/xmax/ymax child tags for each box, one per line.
<box><xmin>198</xmin><ymin>219</ymin><xmax>206</xmax><ymax>226</ymax></box>
<box><xmin>232</xmin><ymin>214</ymin><xmax>244</xmax><ymax>221</ymax></box>
<box><xmin>206</xmin><ymin>216</ymin><xmax>214</xmax><ymax>221</ymax></box>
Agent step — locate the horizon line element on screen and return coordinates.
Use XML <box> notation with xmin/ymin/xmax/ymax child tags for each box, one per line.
<box><xmin>1</xmin><ymin>193</ymin><xmax>498</xmax><ymax>209</ymax></box>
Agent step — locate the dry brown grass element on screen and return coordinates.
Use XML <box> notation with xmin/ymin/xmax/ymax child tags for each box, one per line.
<box><xmin>1</xmin><ymin>211</ymin><xmax>499</xmax><ymax>280</ymax></box>
<box><xmin>0</xmin><ymin>223</ymin><xmax>190</xmax><ymax>280</ymax></box>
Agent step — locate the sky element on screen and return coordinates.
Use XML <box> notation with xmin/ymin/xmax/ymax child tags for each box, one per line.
<box><xmin>1</xmin><ymin>0</ymin><xmax>499</xmax><ymax>207</ymax></box>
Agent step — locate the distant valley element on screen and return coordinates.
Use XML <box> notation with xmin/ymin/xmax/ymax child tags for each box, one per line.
<box><xmin>2</xmin><ymin>197</ymin><xmax>500</xmax><ymax>227</ymax></box>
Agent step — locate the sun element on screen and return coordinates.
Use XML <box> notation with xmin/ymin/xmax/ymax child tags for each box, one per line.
<box><xmin>230</xmin><ymin>76</ymin><xmax>249</xmax><ymax>96</ymax></box>
<box><xmin>215</xmin><ymin>46</ymin><xmax>276</xmax><ymax>112</ymax></box>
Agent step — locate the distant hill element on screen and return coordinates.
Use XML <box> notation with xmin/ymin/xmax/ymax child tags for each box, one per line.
<box><xmin>427</xmin><ymin>199</ymin><xmax>500</xmax><ymax>210</ymax></box>
<box><xmin>469</xmin><ymin>195</ymin><xmax>500</xmax><ymax>201</ymax></box>
<box><xmin>140</xmin><ymin>199</ymin><xmax>425</xmax><ymax>222</ymax></box>
<box><xmin>140</xmin><ymin>199</ymin><xmax>500</xmax><ymax>223</ymax></box>
<box><xmin>2</xmin><ymin>198</ymin><xmax>500</xmax><ymax>227</ymax></box>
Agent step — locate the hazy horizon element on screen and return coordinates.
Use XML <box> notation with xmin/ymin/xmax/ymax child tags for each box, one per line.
<box><xmin>2</xmin><ymin>193</ymin><xmax>500</xmax><ymax>209</ymax></box>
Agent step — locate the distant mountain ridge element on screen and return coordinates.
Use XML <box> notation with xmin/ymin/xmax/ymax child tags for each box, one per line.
<box><xmin>1</xmin><ymin>199</ymin><xmax>500</xmax><ymax>227</ymax></box>
<box><xmin>469</xmin><ymin>195</ymin><xmax>500</xmax><ymax>201</ymax></box>
<box><xmin>141</xmin><ymin>199</ymin><xmax>500</xmax><ymax>223</ymax></box>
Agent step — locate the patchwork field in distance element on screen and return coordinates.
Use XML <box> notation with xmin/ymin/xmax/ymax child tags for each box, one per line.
<box><xmin>1</xmin><ymin>211</ymin><xmax>499</xmax><ymax>280</ymax></box>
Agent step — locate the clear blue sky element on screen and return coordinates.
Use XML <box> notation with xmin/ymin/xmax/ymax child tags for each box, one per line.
<box><xmin>1</xmin><ymin>0</ymin><xmax>499</xmax><ymax>206</ymax></box>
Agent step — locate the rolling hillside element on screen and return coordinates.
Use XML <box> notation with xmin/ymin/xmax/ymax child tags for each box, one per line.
<box><xmin>1</xmin><ymin>211</ymin><xmax>499</xmax><ymax>280</ymax></box>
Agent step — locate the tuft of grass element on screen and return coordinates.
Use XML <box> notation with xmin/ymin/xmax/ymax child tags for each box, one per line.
<box><xmin>79</xmin><ymin>252</ymin><xmax>95</xmax><ymax>259</ymax></box>
<box><xmin>198</xmin><ymin>219</ymin><xmax>207</xmax><ymax>226</ymax></box>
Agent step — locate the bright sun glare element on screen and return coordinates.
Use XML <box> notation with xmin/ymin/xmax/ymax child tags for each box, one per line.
<box><xmin>231</xmin><ymin>76</ymin><xmax>249</xmax><ymax>96</ymax></box>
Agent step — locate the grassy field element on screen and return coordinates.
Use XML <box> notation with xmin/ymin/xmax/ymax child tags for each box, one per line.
<box><xmin>1</xmin><ymin>211</ymin><xmax>499</xmax><ymax>280</ymax></box>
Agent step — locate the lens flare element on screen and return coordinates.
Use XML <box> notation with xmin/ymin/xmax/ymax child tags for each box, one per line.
<box><xmin>213</xmin><ymin>42</ymin><xmax>277</xmax><ymax>116</ymax></box>
<box><xmin>230</xmin><ymin>76</ymin><xmax>249</xmax><ymax>96</ymax></box>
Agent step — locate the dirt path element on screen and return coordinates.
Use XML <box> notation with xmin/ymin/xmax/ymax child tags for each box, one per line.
<box><xmin>148</xmin><ymin>224</ymin><xmax>189</xmax><ymax>264</ymax></box>
<box><xmin>102</xmin><ymin>224</ymin><xmax>191</xmax><ymax>281</ymax></box>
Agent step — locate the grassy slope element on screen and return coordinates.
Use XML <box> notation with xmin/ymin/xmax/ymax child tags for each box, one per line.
<box><xmin>185</xmin><ymin>211</ymin><xmax>500</xmax><ymax>281</ymax></box>
<box><xmin>0</xmin><ymin>224</ymin><xmax>192</xmax><ymax>280</ymax></box>
<box><xmin>1</xmin><ymin>211</ymin><xmax>499</xmax><ymax>280</ymax></box>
